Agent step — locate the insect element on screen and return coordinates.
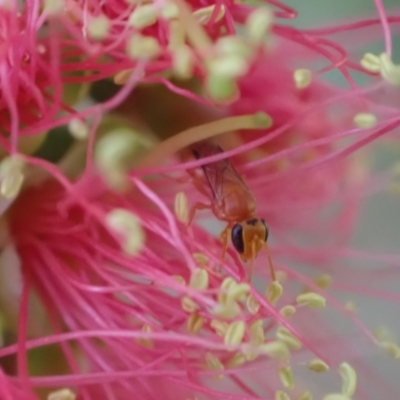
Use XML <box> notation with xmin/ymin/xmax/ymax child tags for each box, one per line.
<box><xmin>187</xmin><ymin>141</ymin><xmax>276</xmax><ymax>282</ymax></box>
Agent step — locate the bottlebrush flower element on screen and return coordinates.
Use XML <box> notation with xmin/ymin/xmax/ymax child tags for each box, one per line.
<box><xmin>0</xmin><ymin>1</ymin><xmax>399</xmax><ymax>400</ymax></box>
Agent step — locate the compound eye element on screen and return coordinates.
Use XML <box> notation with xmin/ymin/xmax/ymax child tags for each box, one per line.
<box><xmin>261</xmin><ymin>219</ymin><xmax>269</xmax><ymax>242</ymax></box>
<box><xmin>231</xmin><ymin>224</ymin><xmax>244</xmax><ymax>254</ymax></box>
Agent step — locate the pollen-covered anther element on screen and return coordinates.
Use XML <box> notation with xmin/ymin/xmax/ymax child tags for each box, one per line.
<box><xmin>379</xmin><ymin>53</ymin><xmax>400</xmax><ymax>86</ymax></box>
<box><xmin>47</xmin><ymin>388</ymin><xmax>75</xmax><ymax>400</ymax></box>
<box><xmin>189</xmin><ymin>268</ymin><xmax>209</xmax><ymax>290</ymax></box>
<box><xmin>259</xmin><ymin>340</ymin><xmax>290</xmax><ymax>360</ymax></box>
<box><xmin>228</xmin><ymin>283</ymin><xmax>250</xmax><ymax>302</ymax></box>
<box><xmin>276</xmin><ymin>326</ymin><xmax>302</xmax><ymax>350</ymax></box>
<box><xmin>249</xmin><ymin>319</ymin><xmax>264</xmax><ymax>345</ymax></box>
<box><xmin>379</xmin><ymin>340</ymin><xmax>400</xmax><ymax>359</ymax></box>
<box><xmin>307</xmin><ymin>358</ymin><xmax>329</xmax><ymax>372</ymax></box>
<box><xmin>87</xmin><ymin>15</ymin><xmax>111</xmax><ymax>41</ymax></box>
<box><xmin>266</xmin><ymin>281</ymin><xmax>283</xmax><ymax>305</ymax></box>
<box><xmin>106</xmin><ymin>209</ymin><xmax>145</xmax><ymax>256</ymax></box>
<box><xmin>353</xmin><ymin>112</ymin><xmax>378</xmax><ymax>129</ymax></box>
<box><xmin>215</xmin><ymin>36</ymin><xmax>253</xmax><ymax>59</ymax></box>
<box><xmin>0</xmin><ymin>156</ymin><xmax>25</xmax><ymax>199</ymax></box>
<box><xmin>205</xmin><ymin>352</ymin><xmax>224</xmax><ymax>379</ymax></box>
<box><xmin>279</xmin><ymin>305</ymin><xmax>296</xmax><ymax>318</ymax></box>
<box><xmin>224</xmin><ymin>320</ymin><xmax>246</xmax><ymax>346</ymax></box>
<box><xmin>296</xmin><ymin>292</ymin><xmax>326</xmax><ymax>308</ymax></box>
<box><xmin>246</xmin><ymin>7</ymin><xmax>273</xmax><ymax>43</ymax></box>
<box><xmin>43</xmin><ymin>0</ymin><xmax>63</xmax><ymax>14</ymax></box>
<box><xmin>136</xmin><ymin>324</ymin><xmax>154</xmax><ymax>348</ymax></box>
<box><xmin>279</xmin><ymin>366</ymin><xmax>294</xmax><ymax>389</ymax></box>
<box><xmin>187</xmin><ymin>313</ymin><xmax>205</xmax><ymax>333</ymax></box>
<box><xmin>129</xmin><ymin>4</ymin><xmax>158</xmax><ymax>29</ymax></box>
<box><xmin>181</xmin><ymin>296</ymin><xmax>198</xmax><ymax>313</ymax></box>
<box><xmin>192</xmin><ymin>5</ymin><xmax>225</xmax><ymax>25</ymax></box>
<box><xmin>275</xmin><ymin>390</ymin><xmax>290</xmax><ymax>400</ymax></box>
<box><xmin>323</xmin><ymin>395</ymin><xmax>352</xmax><ymax>400</ymax></box>
<box><xmin>211</xmin><ymin>319</ymin><xmax>228</xmax><ymax>336</ymax></box>
<box><xmin>68</xmin><ymin>118</ymin><xmax>89</xmax><ymax>140</ymax></box>
<box><xmin>174</xmin><ymin>191</ymin><xmax>189</xmax><ymax>223</ymax></box>
<box><xmin>127</xmin><ymin>34</ymin><xmax>161</xmax><ymax>60</ymax></box>
<box><xmin>339</xmin><ymin>362</ymin><xmax>357</xmax><ymax>397</ymax></box>
<box><xmin>294</xmin><ymin>69</ymin><xmax>312</xmax><ymax>89</ymax></box>
<box><xmin>360</xmin><ymin>52</ymin><xmax>381</xmax><ymax>73</ymax></box>
<box><xmin>298</xmin><ymin>390</ymin><xmax>313</xmax><ymax>400</ymax></box>
<box><xmin>246</xmin><ymin>294</ymin><xmax>260</xmax><ymax>314</ymax></box>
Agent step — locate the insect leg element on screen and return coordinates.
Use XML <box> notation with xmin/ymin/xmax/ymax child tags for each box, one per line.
<box><xmin>188</xmin><ymin>202</ymin><xmax>211</xmax><ymax>227</ymax></box>
<box><xmin>263</xmin><ymin>241</ymin><xmax>276</xmax><ymax>282</ymax></box>
<box><xmin>220</xmin><ymin>223</ymin><xmax>232</xmax><ymax>264</ymax></box>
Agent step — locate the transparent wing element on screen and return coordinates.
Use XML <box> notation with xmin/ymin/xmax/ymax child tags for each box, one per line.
<box><xmin>191</xmin><ymin>142</ymin><xmax>251</xmax><ymax>201</ymax></box>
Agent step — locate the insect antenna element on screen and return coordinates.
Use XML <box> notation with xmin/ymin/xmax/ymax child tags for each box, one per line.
<box><xmin>263</xmin><ymin>241</ymin><xmax>276</xmax><ymax>282</ymax></box>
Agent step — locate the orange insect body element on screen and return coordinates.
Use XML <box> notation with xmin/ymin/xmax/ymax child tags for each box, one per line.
<box><xmin>189</xmin><ymin>142</ymin><xmax>275</xmax><ymax>281</ymax></box>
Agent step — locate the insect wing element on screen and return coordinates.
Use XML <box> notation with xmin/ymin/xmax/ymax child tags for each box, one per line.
<box><xmin>192</xmin><ymin>142</ymin><xmax>250</xmax><ymax>201</ymax></box>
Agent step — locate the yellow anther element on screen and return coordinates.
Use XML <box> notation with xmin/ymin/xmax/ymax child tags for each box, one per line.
<box><xmin>127</xmin><ymin>34</ymin><xmax>161</xmax><ymax>59</ymax></box>
<box><xmin>339</xmin><ymin>362</ymin><xmax>357</xmax><ymax>397</ymax></box>
<box><xmin>207</xmin><ymin>55</ymin><xmax>249</xmax><ymax>78</ymax></box>
<box><xmin>136</xmin><ymin>324</ymin><xmax>154</xmax><ymax>348</ymax></box>
<box><xmin>279</xmin><ymin>366</ymin><xmax>294</xmax><ymax>389</ymax></box>
<box><xmin>323</xmin><ymin>395</ymin><xmax>352</xmax><ymax>400</ymax></box>
<box><xmin>214</xmin><ymin>300</ymin><xmax>241</xmax><ymax>319</ymax></box>
<box><xmin>160</xmin><ymin>2</ymin><xmax>179</xmax><ymax>19</ymax></box>
<box><xmin>172</xmin><ymin>45</ymin><xmax>194</xmax><ymax>79</ymax></box>
<box><xmin>228</xmin><ymin>283</ymin><xmax>250</xmax><ymax>302</ymax></box>
<box><xmin>206</xmin><ymin>74</ymin><xmax>238</xmax><ymax>102</ymax></box>
<box><xmin>276</xmin><ymin>326</ymin><xmax>302</xmax><ymax>350</ymax></box>
<box><xmin>297</xmin><ymin>390</ymin><xmax>313</xmax><ymax>400</ymax></box>
<box><xmin>68</xmin><ymin>118</ymin><xmax>89</xmax><ymax>140</ymax></box>
<box><xmin>246</xmin><ymin>7</ymin><xmax>273</xmax><ymax>43</ymax></box>
<box><xmin>314</xmin><ymin>274</ymin><xmax>332</xmax><ymax>289</ymax></box>
<box><xmin>224</xmin><ymin>320</ymin><xmax>246</xmax><ymax>346</ymax></box>
<box><xmin>215</xmin><ymin>35</ymin><xmax>252</xmax><ymax>58</ymax></box>
<box><xmin>87</xmin><ymin>15</ymin><xmax>110</xmax><ymax>40</ymax></box>
<box><xmin>259</xmin><ymin>340</ymin><xmax>290</xmax><ymax>360</ymax></box>
<box><xmin>307</xmin><ymin>358</ymin><xmax>329</xmax><ymax>372</ymax></box>
<box><xmin>193</xmin><ymin>5</ymin><xmax>225</xmax><ymax>24</ymax></box>
<box><xmin>47</xmin><ymin>388</ymin><xmax>75</xmax><ymax>400</ymax></box>
<box><xmin>192</xmin><ymin>252</ymin><xmax>209</xmax><ymax>267</ymax></box>
<box><xmin>227</xmin><ymin>352</ymin><xmax>247</xmax><ymax>367</ymax></box>
<box><xmin>275</xmin><ymin>390</ymin><xmax>291</xmax><ymax>400</ymax></box>
<box><xmin>249</xmin><ymin>319</ymin><xmax>264</xmax><ymax>345</ymax></box>
<box><xmin>360</xmin><ymin>52</ymin><xmax>381</xmax><ymax>73</ymax></box>
<box><xmin>205</xmin><ymin>352</ymin><xmax>224</xmax><ymax>379</ymax></box>
<box><xmin>171</xmin><ymin>275</ymin><xmax>186</xmax><ymax>285</ymax></box>
<box><xmin>266</xmin><ymin>281</ymin><xmax>283</xmax><ymax>305</ymax></box>
<box><xmin>380</xmin><ymin>341</ymin><xmax>400</xmax><ymax>359</ymax></box>
<box><xmin>187</xmin><ymin>313</ymin><xmax>205</xmax><ymax>333</ymax></box>
<box><xmin>246</xmin><ymin>294</ymin><xmax>260</xmax><ymax>314</ymax></box>
<box><xmin>353</xmin><ymin>112</ymin><xmax>377</xmax><ymax>128</ymax></box>
<box><xmin>105</xmin><ymin>209</ymin><xmax>145</xmax><ymax>256</ymax></box>
<box><xmin>296</xmin><ymin>292</ymin><xmax>326</xmax><ymax>308</ymax></box>
<box><xmin>0</xmin><ymin>155</ymin><xmax>24</xmax><ymax>199</ymax></box>
<box><xmin>181</xmin><ymin>296</ymin><xmax>198</xmax><ymax>313</ymax></box>
<box><xmin>43</xmin><ymin>0</ymin><xmax>63</xmax><ymax>14</ymax></box>
<box><xmin>129</xmin><ymin>4</ymin><xmax>158</xmax><ymax>29</ymax></box>
<box><xmin>211</xmin><ymin>319</ymin><xmax>228</xmax><ymax>336</ymax></box>
<box><xmin>379</xmin><ymin>53</ymin><xmax>400</xmax><ymax>86</ymax></box>
<box><xmin>294</xmin><ymin>69</ymin><xmax>312</xmax><ymax>89</ymax></box>
<box><xmin>279</xmin><ymin>305</ymin><xmax>296</xmax><ymax>318</ymax></box>
<box><xmin>174</xmin><ymin>191</ymin><xmax>189</xmax><ymax>223</ymax></box>
<box><xmin>189</xmin><ymin>268</ymin><xmax>209</xmax><ymax>290</ymax></box>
